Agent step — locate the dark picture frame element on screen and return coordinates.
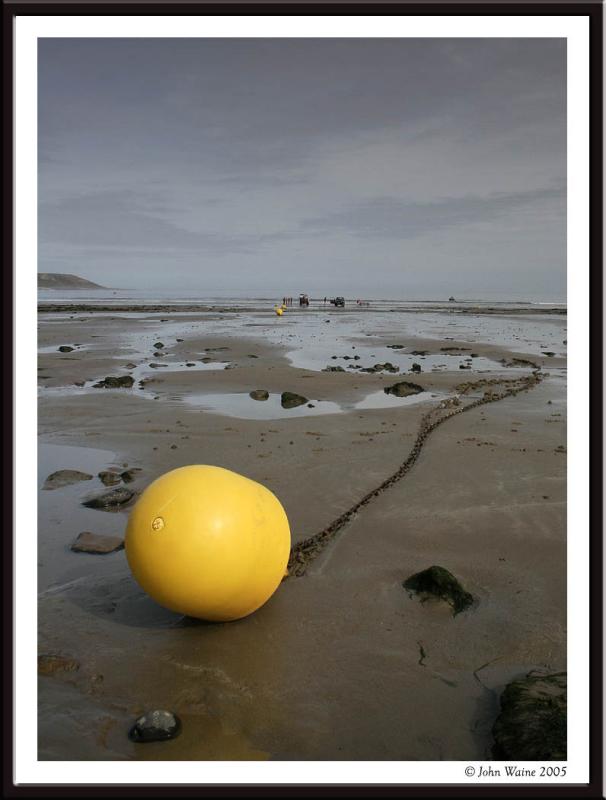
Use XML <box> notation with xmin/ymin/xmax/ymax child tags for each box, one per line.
<box><xmin>4</xmin><ymin>1</ymin><xmax>603</xmax><ymax>796</ymax></box>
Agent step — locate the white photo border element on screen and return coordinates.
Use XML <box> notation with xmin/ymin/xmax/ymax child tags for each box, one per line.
<box><xmin>15</xmin><ymin>11</ymin><xmax>590</xmax><ymax>787</ymax></box>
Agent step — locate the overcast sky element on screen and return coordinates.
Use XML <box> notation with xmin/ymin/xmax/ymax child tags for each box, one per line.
<box><xmin>38</xmin><ymin>38</ymin><xmax>566</xmax><ymax>298</ymax></box>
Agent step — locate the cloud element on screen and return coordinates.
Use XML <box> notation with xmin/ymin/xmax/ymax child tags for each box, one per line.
<box><xmin>302</xmin><ymin>186</ymin><xmax>565</xmax><ymax>240</ymax></box>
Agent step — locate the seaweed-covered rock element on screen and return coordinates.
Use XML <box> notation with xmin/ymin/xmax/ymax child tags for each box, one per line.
<box><xmin>153</xmin><ymin>342</ymin><xmax>164</xmax><ymax>349</ymax></box>
<box><xmin>43</xmin><ymin>470</ymin><xmax>93</xmax><ymax>490</ymax></box>
<box><xmin>38</xmin><ymin>654</ymin><xmax>80</xmax><ymax>675</ymax></box>
<box><xmin>93</xmin><ymin>375</ymin><xmax>135</xmax><ymax>389</ymax></box>
<box><xmin>322</xmin><ymin>366</ymin><xmax>346</xmax><ymax>372</ymax></box>
<box><xmin>82</xmin><ymin>487</ymin><xmax>135</xmax><ymax>510</ymax></box>
<box><xmin>384</xmin><ymin>381</ymin><xmax>424</xmax><ymax>398</ymax></box>
<box><xmin>71</xmin><ymin>532</ymin><xmax>124</xmax><ymax>554</ymax></box>
<box><xmin>281</xmin><ymin>391</ymin><xmax>308</xmax><ymax>409</ymax></box>
<box><xmin>120</xmin><ymin>468</ymin><xmax>142</xmax><ymax>483</ymax></box>
<box><xmin>411</xmin><ymin>363</ymin><xmax>422</xmax><ymax>373</ymax></box>
<box><xmin>492</xmin><ymin>672</ymin><xmax>566</xmax><ymax>760</ymax></box>
<box><xmin>98</xmin><ymin>470</ymin><xmax>122</xmax><ymax>487</ymax></box>
<box><xmin>58</xmin><ymin>345</ymin><xmax>74</xmax><ymax>353</ymax></box>
<box><xmin>128</xmin><ymin>710</ymin><xmax>182</xmax><ymax>743</ymax></box>
<box><xmin>403</xmin><ymin>565</ymin><xmax>473</xmax><ymax>615</ymax></box>
<box><xmin>249</xmin><ymin>389</ymin><xmax>269</xmax><ymax>401</ymax></box>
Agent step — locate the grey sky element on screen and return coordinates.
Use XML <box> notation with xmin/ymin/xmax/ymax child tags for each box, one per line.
<box><xmin>38</xmin><ymin>38</ymin><xmax>566</xmax><ymax>298</ymax></box>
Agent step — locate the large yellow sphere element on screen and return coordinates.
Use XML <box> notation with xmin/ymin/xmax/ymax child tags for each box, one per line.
<box><xmin>275</xmin><ymin>307</ymin><xmax>283</xmax><ymax>316</ymax></box>
<box><xmin>125</xmin><ymin>465</ymin><xmax>291</xmax><ymax>621</ymax></box>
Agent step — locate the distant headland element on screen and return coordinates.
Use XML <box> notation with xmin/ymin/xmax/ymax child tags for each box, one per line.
<box><xmin>38</xmin><ymin>273</ymin><xmax>106</xmax><ymax>290</ymax></box>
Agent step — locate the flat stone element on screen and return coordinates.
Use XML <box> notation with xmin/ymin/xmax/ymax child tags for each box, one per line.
<box><xmin>43</xmin><ymin>470</ymin><xmax>93</xmax><ymax>490</ymax></box>
<box><xmin>82</xmin><ymin>487</ymin><xmax>135</xmax><ymax>510</ymax></box>
<box><xmin>71</xmin><ymin>532</ymin><xmax>124</xmax><ymax>554</ymax></box>
<box><xmin>128</xmin><ymin>710</ymin><xmax>182</xmax><ymax>743</ymax></box>
<box><xmin>120</xmin><ymin>468</ymin><xmax>142</xmax><ymax>484</ymax></box>
<box><xmin>249</xmin><ymin>389</ymin><xmax>269</xmax><ymax>401</ymax></box>
<box><xmin>153</xmin><ymin>342</ymin><xmax>164</xmax><ymax>349</ymax></box>
<box><xmin>93</xmin><ymin>375</ymin><xmax>135</xmax><ymax>389</ymax></box>
<box><xmin>38</xmin><ymin>654</ymin><xmax>80</xmax><ymax>675</ymax></box>
<box><xmin>58</xmin><ymin>345</ymin><xmax>74</xmax><ymax>353</ymax></box>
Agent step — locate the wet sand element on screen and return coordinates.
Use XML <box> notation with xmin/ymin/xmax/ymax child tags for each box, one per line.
<box><xmin>37</xmin><ymin>305</ymin><xmax>567</xmax><ymax>760</ymax></box>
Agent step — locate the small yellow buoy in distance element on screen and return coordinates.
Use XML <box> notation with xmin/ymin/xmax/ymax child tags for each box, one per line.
<box><xmin>275</xmin><ymin>306</ymin><xmax>283</xmax><ymax>316</ymax></box>
<box><xmin>125</xmin><ymin>465</ymin><xmax>291</xmax><ymax>622</ymax></box>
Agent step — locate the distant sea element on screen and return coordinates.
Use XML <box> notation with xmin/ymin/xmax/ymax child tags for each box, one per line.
<box><xmin>38</xmin><ymin>288</ymin><xmax>566</xmax><ymax>310</ymax></box>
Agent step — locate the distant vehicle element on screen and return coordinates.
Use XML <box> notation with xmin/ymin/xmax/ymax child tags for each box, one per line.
<box><xmin>299</xmin><ymin>293</ymin><xmax>309</xmax><ymax>307</ymax></box>
<box><xmin>332</xmin><ymin>296</ymin><xmax>345</xmax><ymax>307</ymax></box>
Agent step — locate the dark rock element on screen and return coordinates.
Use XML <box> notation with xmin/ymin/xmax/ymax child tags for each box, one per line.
<box><xmin>58</xmin><ymin>345</ymin><xmax>74</xmax><ymax>353</ymax></box>
<box><xmin>403</xmin><ymin>565</ymin><xmax>473</xmax><ymax>615</ymax></box>
<box><xmin>71</xmin><ymin>532</ymin><xmax>124</xmax><ymax>554</ymax></box>
<box><xmin>38</xmin><ymin>654</ymin><xmax>80</xmax><ymax>676</ymax></box>
<box><xmin>82</xmin><ymin>487</ymin><xmax>135</xmax><ymax>510</ymax></box>
<box><xmin>200</xmin><ymin>357</ymin><xmax>213</xmax><ymax>363</ymax></box>
<box><xmin>128</xmin><ymin>710</ymin><xmax>182</xmax><ymax>743</ymax></box>
<box><xmin>386</xmin><ymin>344</ymin><xmax>405</xmax><ymax>349</ymax></box>
<box><xmin>120</xmin><ymin>468</ymin><xmax>142</xmax><ymax>483</ymax></box>
<box><xmin>153</xmin><ymin>351</ymin><xmax>165</xmax><ymax>358</ymax></box>
<box><xmin>281</xmin><ymin>391</ymin><xmax>308</xmax><ymax>409</ymax></box>
<box><xmin>384</xmin><ymin>381</ymin><xmax>424</xmax><ymax>398</ymax></box>
<box><xmin>43</xmin><ymin>470</ymin><xmax>93</xmax><ymax>490</ymax></box>
<box><xmin>249</xmin><ymin>389</ymin><xmax>269</xmax><ymax>401</ymax></box>
<box><xmin>322</xmin><ymin>366</ymin><xmax>346</xmax><ymax>372</ymax></box>
<box><xmin>153</xmin><ymin>342</ymin><xmax>164</xmax><ymax>349</ymax></box>
<box><xmin>492</xmin><ymin>672</ymin><xmax>566</xmax><ymax>760</ymax></box>
<box><xmin>411</xmin><ymin>363</ymin><xmax>422</xmax><ymax>373</ymax></box>
<box><xmin>224</xmin><ymin>363</ymin><xmax>237</xmax><ymax>370</ymax></box>
<box><xmin>542</xmin><ymin>351</ymin><xmax>556</xmax><ymax>357</ymax></box>
<box><xmin>176</xmin><ymin>338</ymin><xmax>184</xmax><ymax>342</ymax></box>
<box><xmin>149</xmin><ymin>363</ymin><xmax>168</xmax><ymax>369</ymax></box>
<box><xmin>125</xmin><ymin>362</ymin><xmax>137</xmax><ymax>369</ymax></box>
<box><xmin>74</xmin><ymin>380</ymin><xmax>85</xmax><ymax>387</ymax></box>
<box><xmin>93</xmin><ymin>375</ymin><xmax>135</xmax><ymax>389</ymax></box>
<box><xmin>185</xmin><ymin>362</ymin><xmax>196</xmax><ymax>367</ymax></box>
<box><xmin>470</xmin><ymin>353</ymin><xmax>479</xmax><ymax>358</ymax></box>
<box><xmin>459</xmin><ymin>364</ymin><xmax>471</xmax><ymax>370</ymax></box>
<box><xmin>411</xmin><ymin>350</ymin><xmax>429</xmax><ymax>356</ymax></box>
<box><xmin>98</xmin><ymin>470</ymin><xmax>122</xmax><ymax>486</ymax></box>
<box><xmin>247</xmin><ymin>354</ymin><xmax>259</xmax><ymax>358</ymax></box>
<box><xmin>307</xmin><ymin>403</ymin><xmax>315</xmax><ymax>408</ymax></box>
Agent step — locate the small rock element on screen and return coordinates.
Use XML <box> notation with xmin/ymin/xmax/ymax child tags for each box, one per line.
<box><xmin>125</xmin><ymin>362</ymin><xmax>137</xmax><ymax>369</ymax></box>
<box><xmin>82</xmin><ymin>487</ymin><xmax>135</xmax><ymax>510</ymax></box>
<box><xmin>74</xmin><ymin>380</ymin><xmax>85</xmax><ymax>387</ymax></box>
<box><xmin>43</xmin><ymin>470</ymin><xmax>93</xmax><ymax>490</ymax></box>
<box><xmin>403</xmin><ymin>565</ymin><xmax>473</xmax><ymax>615</ymax></box>
<box><xmin>492</xmin><ymin>672</ymin><xmax>566</xmax><ymax>760</ymax></box>
<box><xmin>153</xmin><ymin>342</ymin><xmax>164</xmax><ymax>349</ymax></box>
<box><xmin>384</xmin><ymin>381</ymin><xmax>424</xmax><ymax>398</ymax></box>
<box><xmin>200</xmin><ymin>357</ymin><xmax>213</xmax><ymax>363</ymax></box>
<box><xmin>411</xmin><ymin>363</ymin><xmax>422</xmax><ymax>373</ymax></box>
<box><xmin>170</xmin><ymin>444</ymin><xmax>178</xmax><ymax>450</ymax></box>
<box><xmin>58</xmin><ymin>345</ymin><xmax>74</xmax><ymax>353</ymax></box>
<box><xmin>38</xmin><ymin>654</ymin><xmax>80</xmax><ymax>676</ymax></box>
<box><xmin>149</xmin><ymin>363</ymin><xmax>168</xmax><ymax>369</ymax></box>
<box><xmin>247</xmin><ymin>354</ymin><xmax>259</xmax><ymax>358</ymax></box>
<box><xmin>98</xmin><ymin>470</ymin><xmax>122</xmax><ymax>487</ymax></box>
<box><xmin>153</xmin><ymin>351</ymin><xmax>165</xmax><ymax>358</ymax></box>
<box><xmin>128</xmin><ymin>710</ymin><xmax>181</xmax><ymax>743</ymax></box>
<box><xmin>71</xmin><ymin>532</ymin><xmax>124</xmax><ymax>554</ymax></box>
<box><xmin>185</xmin><ymin>362</ymin><xmax>196</xmax><ymax>367</ymax></box>
<box><xmin>281</xmin><ymin>391</ymin><xmax>308</xmax><ymax>409</ymax></box>
<box><xmin>322</xmin><ymin>366</ymin><xmax>346</xmax><ymax>372</ymax></box>
<box><xmin>224</xmin><ymin>364</ymin><xmax>237</xmax><ymax>370</ymax></box>
<box><xmin>93</xmin><ymin>376</ymin><xmax>135</xmax><ymax>389</ymax></box>
<box><xmin>120</xmin><ymin>468</ymin><xmax>142</xmax><ymax>483</ymax></box>
<box><xmin>387</xmin><ymin>344</ymin><xmax>405</xmax><ymax>349</ymax></box>
<box><xmin>249</xmin><ymin>389</ymin><xmax>269</xmax><ymax>401</ymax></box>
<box><xmin>542</xmin><ymin>351</ymin><xmax>556</xmax><ymax>357</ymax></box>
<box><xmin>411</xmin><ymin>350</ymin><xmax>429</xmax><ymax>356</ymax></box>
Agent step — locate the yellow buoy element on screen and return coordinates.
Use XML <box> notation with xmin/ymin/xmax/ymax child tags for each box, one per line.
<box><xmin>125</xmin><ymin>465</ymin><xmax>291</xmax><ymax>621</ymax></box>
<box><xmin>275</xmin><ymin>307</ymin><xmax>283</xmax><ymax>316</ymax></box>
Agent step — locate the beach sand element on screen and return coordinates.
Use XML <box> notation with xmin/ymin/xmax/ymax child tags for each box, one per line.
<box><xmin>37</xmin><ymin>305</ymin><xmax>567</xmax><ymax>760</ymax></box>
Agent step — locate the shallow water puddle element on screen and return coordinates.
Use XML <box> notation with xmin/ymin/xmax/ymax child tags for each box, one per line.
<box><xmin>179</xmin><ymin>389</ymin><xmax>439</xmax><ymax>419</ymax></box>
